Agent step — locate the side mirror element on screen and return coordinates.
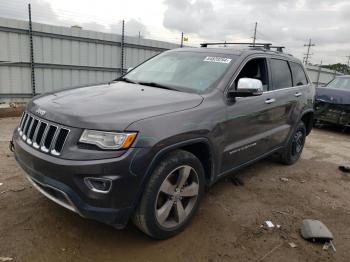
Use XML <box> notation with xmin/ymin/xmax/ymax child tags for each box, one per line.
<box><xmin>229</xmin><ymin>78</ymin><xmax>263</xmax><ymax>97</ymax></box>
<box><xmin>126</xmin><ymin>67</ymin><xmax>133</xmax><ymax>73</ymax></box>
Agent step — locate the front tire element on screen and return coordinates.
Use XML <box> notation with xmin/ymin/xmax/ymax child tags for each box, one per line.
<box><xmin>279</xmin><ymin>121</ymin><xmax>306</xmax><ymax>165</ymax></box>
<box><xmin>133</xmin><ymin>150</ymin><xmax>205</xmax><ymax>239</ymax></box>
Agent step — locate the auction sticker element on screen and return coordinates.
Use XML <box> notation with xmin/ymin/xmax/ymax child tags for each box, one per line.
<box><xmin>203</xmin><ymin>56</ymin><xmax>232</xmax><ymax>63</ymax></box>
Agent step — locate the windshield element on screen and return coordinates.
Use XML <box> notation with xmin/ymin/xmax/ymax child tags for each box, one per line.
<box><xmin>326</xmin><ymin>77</ymin><xmax>350</xmax><ymax>90</ymax></box>
<box><xmin>124</xmin><ymin>51</ymin><xmax>237</xmax><ymax>93</ymax></box>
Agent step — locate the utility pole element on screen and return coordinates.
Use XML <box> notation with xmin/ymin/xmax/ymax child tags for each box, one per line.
<box><xmin>120</xmin><ymin>20</ymin><xmax>125</xmax><ymax>75</ymax></box>
<box><xmin>180</xmin><ymin>32</ymin><xmax>184</xmax><ymax>48</ymax></box>
<box><xmin>304</xmin><ymin>38</ymin><xmax>315</xmax><ymax>65</ymax></box>
<box><xmin>316</xmin><ymin>60</ymin><xmax>322</xmax><ymax>87</ymax></box>
<box><xmin>252</xmin><ymin>22</ymin><xmax>257</xmax><ymax>46</ymax></box>
<box><xmin>28</xmin><ymin>3</ymin><xmax>36</xmax><ymax>96</ymax></box>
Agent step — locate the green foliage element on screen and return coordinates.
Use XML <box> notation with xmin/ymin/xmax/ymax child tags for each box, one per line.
<box><xmin>321</xmin><ymin>63</ymin><xmax>349</xmax><ymax>74</ymax></box>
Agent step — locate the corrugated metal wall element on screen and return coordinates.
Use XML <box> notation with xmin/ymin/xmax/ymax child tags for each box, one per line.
<box><xmin>0</xmin><ymin>17</ymin><xmax>343</xmax><ymax>101</ymax></box>
<box><xmin>305</xmin><ymin>65</ymin><xmax>342</xmax><ymax>85</ymax></box>
<box><xmin>0</xmin><ymin>17</ymin><xmax>179</xmax><ymax>99</ymax></box>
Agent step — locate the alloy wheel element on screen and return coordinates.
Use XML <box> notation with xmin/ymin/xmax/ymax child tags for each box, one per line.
<box><xmin>292</xmin><ymin>129</ymin><xmax>305</xmax><ymax>156</ymax></box>
<box><xmin>155</xmin><ymin>165</ymin><xmax>199</xmax><ymax>229</ymax></box>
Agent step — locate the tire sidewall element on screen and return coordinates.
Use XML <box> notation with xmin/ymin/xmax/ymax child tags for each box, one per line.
<box><xmin>287</xmin><ymin>121</ymin><xmax>306</xmax><ymax>164</ymax></box>
<box><xmin>138</xmin><ymin>150</ymin><xmax>205</xmax><ymax>239</ymax></box>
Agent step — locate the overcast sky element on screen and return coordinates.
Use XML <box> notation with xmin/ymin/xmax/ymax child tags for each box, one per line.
<box><xmin>0</xmin><ymin>0</ymin><xmax>349</xmax><ymax>64</ymax></box>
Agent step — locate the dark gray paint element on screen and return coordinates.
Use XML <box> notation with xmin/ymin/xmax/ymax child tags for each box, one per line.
<box><xmin>13</xmin><ymin>47</ymin><xmax>315</xmax><ymax>228</ymax></box>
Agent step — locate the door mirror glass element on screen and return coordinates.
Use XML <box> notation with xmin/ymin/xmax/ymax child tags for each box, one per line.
<box><xmin>229</xmin><ymin>78</ymin><xmax>263</xmax><ymax>97</ymax></box>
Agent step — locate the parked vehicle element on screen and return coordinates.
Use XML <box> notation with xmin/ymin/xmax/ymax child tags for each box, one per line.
<box><xmin>315</xmin><ymin>75</ymin><xmax>350</xmax><ymax>126</ymax></box>
<box><xmin>12</xmin><ymin>43</ymin><xmax>315</xmax><ymax>239</ymax></box>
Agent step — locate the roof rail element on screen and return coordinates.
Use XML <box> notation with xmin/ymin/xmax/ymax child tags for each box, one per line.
<box><xmin>270</xmin><ymin>46</ymin><xmax>285</xmax><ymax>52</ymax></box>
<box><xmin>200</xmin><ymin>42</ymin><xmax>272</xmax><ymax>49</ymax></box>
<box><xmin>200</xmin><ymin>42</ymin><xmax>285</xmax><ymax>53</ymax></box>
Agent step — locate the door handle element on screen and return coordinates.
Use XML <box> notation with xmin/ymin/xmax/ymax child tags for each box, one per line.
<box><xmin>265</xmin><ymin>98</ymin><xmax>276</xmax><ymax>104</ymax></box>
<box><xmin>294</xmin><ymin>92</ymin><xmax>302</xmax><ymax>97</ymax></box>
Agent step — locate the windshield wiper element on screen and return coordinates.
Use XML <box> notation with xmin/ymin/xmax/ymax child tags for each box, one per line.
<box><xmin>137</xmin><ymin>81</ymin><xmax>178</xmax><ymax>91</ymax></box>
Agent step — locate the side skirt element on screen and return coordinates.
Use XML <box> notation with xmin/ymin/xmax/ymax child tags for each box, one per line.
<box><xmin>214</xmin><ymin>146</ymin><xmax>284</xmax><ymax>183</ymax></box>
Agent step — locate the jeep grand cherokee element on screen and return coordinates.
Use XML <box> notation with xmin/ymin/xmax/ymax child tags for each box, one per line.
<box><xmin>12</xmin><ymin>44</ymin><xmax>315</xmax><ymax>239</ymax></box>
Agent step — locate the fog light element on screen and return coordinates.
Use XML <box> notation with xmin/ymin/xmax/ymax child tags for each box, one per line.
<box><xmin>84</xmin><ymin>177</ymin><xmax>112</xmax><ymax>193</ymax></box>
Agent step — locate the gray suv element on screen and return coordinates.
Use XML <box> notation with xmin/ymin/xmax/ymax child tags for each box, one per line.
<box><xmin>12</xmin><ymin>44</ymin><xmax>315</xmax><ymax>239</ymax></box>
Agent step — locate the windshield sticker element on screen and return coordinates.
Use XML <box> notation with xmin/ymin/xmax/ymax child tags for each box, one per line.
<box><xmin>203</xmin><ymin>56</ymin><xmax>232</xmax><ymax>64</ymax></box>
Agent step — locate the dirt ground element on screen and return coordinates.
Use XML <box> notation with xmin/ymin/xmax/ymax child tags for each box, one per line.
<box><xmin>1</xmin><ymin>117</ymin><xmax>350</xmax><ymax>262</ymax></box>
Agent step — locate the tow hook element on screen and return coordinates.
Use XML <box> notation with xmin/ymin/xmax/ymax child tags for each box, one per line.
<box><xmin>9</xmin><ymin>139</ymin><xmax>14</xmax><ymax>152</ymax></box>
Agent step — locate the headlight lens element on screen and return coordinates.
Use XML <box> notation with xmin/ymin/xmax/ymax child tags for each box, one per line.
<box><xmin>79</xmin><ymin>130</ymin><xmax>137</xmax><ymax>150</ymax></box>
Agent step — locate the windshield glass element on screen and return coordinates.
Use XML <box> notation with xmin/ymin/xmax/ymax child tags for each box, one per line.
<box><xmin>326</xmin><ymin>77</ymin><xmax>350</xmax><ymax>90</ymax></box>
<box><xmin>124</xmin><ymin>51</ymin><xmax>237</xmax><ymax>93</ymax></box>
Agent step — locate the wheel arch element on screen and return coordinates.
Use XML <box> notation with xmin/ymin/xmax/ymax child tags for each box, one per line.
<box><xmin>132</xmin><ymin>138</ymin><xmax>215</xmax><ymax>210</ymax></box>
<box><xmin>300</xmin><ymin>109</ymin><xmax>314</xmax><ymax>136</ymax></box>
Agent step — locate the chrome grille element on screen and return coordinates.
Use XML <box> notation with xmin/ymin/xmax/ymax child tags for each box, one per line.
<box><xmin>17</xmin><ymin>112</ymin><xmax>70</xmax><ymax>156</ymax></box>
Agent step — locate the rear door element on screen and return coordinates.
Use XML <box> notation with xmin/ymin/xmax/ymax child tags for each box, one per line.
<box><xmin>289</xmin><ymin>61</ymin><xmax>312</xmax><ymax>115</ymax></box>
<box><xmin>268</xmin><ymin>58</ymin><xmax>301</xmax><ymax>146</ymax></box>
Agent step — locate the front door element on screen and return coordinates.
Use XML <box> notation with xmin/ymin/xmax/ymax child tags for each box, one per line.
<box><xmin>221</xmin><ymin>57</ymin><xmax>278</xmax><ymax>173</ymax></box>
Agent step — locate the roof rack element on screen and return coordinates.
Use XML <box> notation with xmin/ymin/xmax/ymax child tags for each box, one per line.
<box><xmin>200</xmin><ymin>42</ymin><xmax>285</xmax><ymax>52</ymax></box>
<box><xmin>270</xmin><ymin>46</ymin><xmax>285</xmax><ymax>52</ymax></box>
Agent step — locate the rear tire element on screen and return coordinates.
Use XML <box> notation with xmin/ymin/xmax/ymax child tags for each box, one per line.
<box><xmin>279</xmin><ymin>121</ymin><xmax>306</xmax><ymax>165</ymax></box>
<box><xmin>133</xmin><ymin>150</ymin><xmax>205</xmax><ymax>239</ymax></box>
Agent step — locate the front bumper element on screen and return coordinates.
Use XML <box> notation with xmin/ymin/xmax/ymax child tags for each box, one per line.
<box><xmin>314</xmin><ymin>101</ymin><xmax>350</xmax><ymax>126</ymax></box>
<box><xmin>13</xmin><ymin>130</ymin><xmax>152</xmax><ymax>228</ymax></box>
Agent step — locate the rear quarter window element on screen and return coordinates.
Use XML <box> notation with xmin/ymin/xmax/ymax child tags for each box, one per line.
<box><xmin>270</xmin><ymin>59</ymin><xmax>293</xmax><ymax>90</ymax></box>
<box><xmin>290</xmin><ymin>62</ymin><xmax>308</xmax><ymax>86</ymax></box>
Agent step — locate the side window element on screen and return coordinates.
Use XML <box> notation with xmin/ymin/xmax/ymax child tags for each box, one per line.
<box><xmin>290</xmin><ymin>62</ymin><xmax>308</xmax><ymax>86</ymax></box>
<box><xmin>270</xmin><ymin>59</ymin><xmax>293</xmax><ymax>90</ymax></box>
<box><xmin>235</xmin><ymin>58</ymin><xmax>269</xmax><ymax>91</ymax></box>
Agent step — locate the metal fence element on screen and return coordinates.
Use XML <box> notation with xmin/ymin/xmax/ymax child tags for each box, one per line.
<box><xmin>305</xmin><ymin>65</ymin><xmax>343</xmax><ymax>86</ymax></box>
<box><xmin>0</xmin><ymin>16</ymin><xmax>343</xmax><ymax>102</ymax></box>
<box><xmin>0</xmin><ymin>16</ymin><xmax>179</xmax><ymax>100</ymax></box>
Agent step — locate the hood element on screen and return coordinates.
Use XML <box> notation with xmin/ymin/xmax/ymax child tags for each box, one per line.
<box><xmin>28</xmin><ymin>82</ymin><xmax>203</xmax><ymax>131</ymax></box>
<box><xmin>315</xmin><ymin>87</ymin><xmax>350</xmax><ymax>105</ymax></box>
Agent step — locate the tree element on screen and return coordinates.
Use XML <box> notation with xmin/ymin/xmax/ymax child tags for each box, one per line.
<box><xmin>321</xmin><ymin>63</ymin><xmax>349</xmax><ymax>74</ymax></box>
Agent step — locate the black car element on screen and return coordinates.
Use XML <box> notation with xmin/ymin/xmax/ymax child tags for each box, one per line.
<box><xmin>12</xmin><ymin>44</ymin><xmax>315</xmax><ymax>239</ymax></box>
<box><xmin>315</xmin><ymin>75</ymin><xmax>350</xmax><ymax>126</ymax></box>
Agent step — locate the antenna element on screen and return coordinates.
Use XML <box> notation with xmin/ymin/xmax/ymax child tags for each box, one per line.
<box><xmin>252</xmin><ymin>22</ymin><xmax>257</xmax><ymax>47</ymax></box>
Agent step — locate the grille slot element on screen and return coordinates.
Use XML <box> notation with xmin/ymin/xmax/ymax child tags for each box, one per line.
<box><xmin>34</xmin><ymin>122</ymin><xmax>47</xmax><ymax>148</ymax></box>
<box><xmin>42</xmin><ymin>125</ymin><xmax>57</xmax><ymax>152</ymax></box>
<box><xmin>52</xmin><ymin>128</ymin><xmax>69</xmax><ymax>155</ymax></box>
<box><xmin>27</xmin><ymin>119</ymin><xmax>39</xmax><ymax>144</ymax></box>
<box><xmin>17</xmin><ymin>112</ymin><xmax>70</xmax><ymax>156</ymax></box>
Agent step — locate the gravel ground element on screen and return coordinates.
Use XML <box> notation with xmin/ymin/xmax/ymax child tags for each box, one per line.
<box><xmin>1</xmin><ymin>117</ymin><xmax>350</xmax><ymax>262</ymax></box>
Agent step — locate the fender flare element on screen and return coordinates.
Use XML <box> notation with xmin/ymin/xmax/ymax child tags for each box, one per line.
<box><xmin>131</xmin><ymin>137</ymin><xmax>215</xmax><ymax>209</ymax></box>
<box><xmin>299</xmin><ymin>109</ymin><xmax>314</xmax><ymax>135</ymax></box>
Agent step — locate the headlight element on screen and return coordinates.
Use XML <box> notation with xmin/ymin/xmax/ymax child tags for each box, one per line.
<box><xmin>79</xmin><ymin>130</ymin><xmax>137</xmax><ymax>150</ymax></box>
